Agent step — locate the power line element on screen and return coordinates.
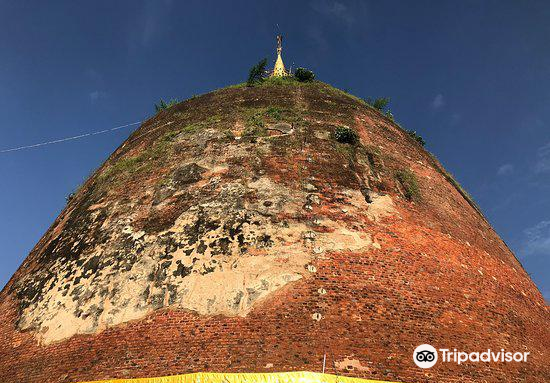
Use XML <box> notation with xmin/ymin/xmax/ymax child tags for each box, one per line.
<box><xmin>125</xmin><ymin>120</ymin><xmax>174</xmax><ymax>146</ymax></box>
<box><xmin>0</xmin><ymin>121</ymin><xmax>142</xmax><ymax>154</ymax></box>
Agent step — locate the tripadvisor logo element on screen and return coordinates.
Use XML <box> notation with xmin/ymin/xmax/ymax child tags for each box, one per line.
<box><xmin>413</xmin><ymin>344</ymin><xmax>438</xmax><ymax>368</ymax></box>
<box><xmin>413</xmin><ymin>344</ymin><xmax>530</xmax><ymax>369</ymax></box>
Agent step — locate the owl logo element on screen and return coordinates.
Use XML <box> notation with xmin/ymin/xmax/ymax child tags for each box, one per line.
<box><xmin>413</xmin><ymin>344</ymin><xmax>438</xmax><ymax>368</ymax></box>
<box><xmin>415</xmin><ymin>350</ymin><xmax>436</xmax><ymax>362</ymax></box>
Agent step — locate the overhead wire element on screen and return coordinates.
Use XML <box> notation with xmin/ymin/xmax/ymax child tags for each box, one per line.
<box><xmin>0</xmin><ymin>120</ymin><xmax>143</xmax><ymax>154</ymax></box>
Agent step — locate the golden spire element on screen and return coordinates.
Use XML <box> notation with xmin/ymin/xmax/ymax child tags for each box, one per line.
<box><xmin>271</xmin><ymin>35</ymin><xmax>288</xmax><ymax>77</ymax></box>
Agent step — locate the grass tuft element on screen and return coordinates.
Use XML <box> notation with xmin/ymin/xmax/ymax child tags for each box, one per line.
<box><xmin>333</xmin><ymin>126</ymin><xmax>359</xmax><ymax>145</ymax></box>
<box><xmin>396</xmin><ymin>169</ymin><xmax>421</xmax><ymax>202</ymax></box>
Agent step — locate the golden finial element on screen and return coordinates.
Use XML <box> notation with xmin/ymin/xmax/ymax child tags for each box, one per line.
<box><xmin>271</xmin><ymin>35</ymin><xmax>288</xmax><ymax>77</ymax></box>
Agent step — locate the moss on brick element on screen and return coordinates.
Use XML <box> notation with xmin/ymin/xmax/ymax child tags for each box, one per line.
<box><xmin>395</xmin><ymin>169</ymin><xmax>421</xmax><ymax>202</ymax></box>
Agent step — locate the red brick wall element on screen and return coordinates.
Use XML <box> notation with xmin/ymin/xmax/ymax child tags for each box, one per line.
<box><xmin>0</xmin><ymin>228</ymin><xmax>547</xmax><ymax>383</ymax></box>
<box><xmin>0</xmin><ymin>83</ymin><xmax>548</xmax><ymax>383</ymax></box>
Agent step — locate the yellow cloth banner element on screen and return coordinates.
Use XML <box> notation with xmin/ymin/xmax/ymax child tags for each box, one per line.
<box><xmin>75</xmin><ymin>371</ymin><xmax>402</xmax><ymax>383</ymax></box>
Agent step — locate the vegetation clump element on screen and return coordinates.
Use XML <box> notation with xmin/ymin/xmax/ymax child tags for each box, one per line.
<box><xmin>366</xmin><ymin>97</ymin><xmax>390</xmax><ymax>111</ymax></box>
<box><xmin>155</xmin><ymin>99</ymin><xmax>179</xmax><ymax>112</ymax></box>
<box><xmin>259</xmin><ymin>76</ymin><xmax>300</xmax><ymax>87</ymax></box>
<box><xmin>247</xmin><ymin>60</ymin><xmax>317</xmax><ymax>87</ymax></box>
<box><xmin>406</xmin><ymin>130</ymin><xmax>426</xmax><ymax>146</ymax></box>
<box><xmin>395</xmin><ymin>169</ymin><xmax>421</xmax><ymax>201</ymax></box>
<box><xmin>294</xmin><ymin>67</ymin><xmax>315</xmax><ymax>82</ymax></box>
<box><xmin>364</xmin><ymin>97</ymin><xmax>396</xmax><ymax>122</ymax></box>
<box><xmin>266</xmin><ymin>106</ymin><xmax>282</xmax><ymax>121</ymax></box>
<box><xmin>247</xmin><ymin>58</ymin><xmax>268</xmax><ymax>85</ymax></box>
<box><xmin>242</xmin><ymin>108</ymin><xmax>267</xmax><ymax>137</ymax></box>
<box><xmin>333</xmin><ymin>126</ymin><xmax>359</xmax><ymax>145</ymax></box>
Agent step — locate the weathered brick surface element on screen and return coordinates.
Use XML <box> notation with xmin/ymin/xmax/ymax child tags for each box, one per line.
<box><xmin>0</xmin><ymin>82</ymin><xmax>548</xmax><ymax>383</ymax></box>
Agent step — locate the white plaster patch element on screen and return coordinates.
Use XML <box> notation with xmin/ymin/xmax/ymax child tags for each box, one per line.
<box><xmin>16</xmin><ymin>175</ymin><xmax>389</xmax><ymax>345</ymax></box>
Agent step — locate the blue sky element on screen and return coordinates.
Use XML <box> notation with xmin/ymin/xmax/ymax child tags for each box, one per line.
<box><xmin>0</xmin><ymin>0</ymin><xmax>549</xmax><ymax>299</ymax></box>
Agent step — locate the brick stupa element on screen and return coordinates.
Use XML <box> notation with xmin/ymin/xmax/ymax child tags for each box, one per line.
<box><xmin>0</xmin><ymin>81</ymin><xmax>548</xmax><ymax>383</ymax></box>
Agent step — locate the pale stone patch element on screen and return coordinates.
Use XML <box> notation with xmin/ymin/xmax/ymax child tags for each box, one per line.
<box><xmin>342</xmin><ymin>189</ymin><xmax>397</xmax><ymax>222</ymax></box>
<box><xmin>315</xmin><ymin>220</ymin><xmax>373</xmax><ymax>252</ymax></box>
<box><xmin>366</xmin><ymin>194</ymin><xmax>397</xmax><ymax>221</ymax></box>
<box><xmin>335</xmin><ymin>357</ymin><xmax>371</xmax><ymax>372</ymax></box>
<box><xmin>17</xmin><ymin>175</ymin><xmax>391</xmax><ymax>345</ymax></box>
